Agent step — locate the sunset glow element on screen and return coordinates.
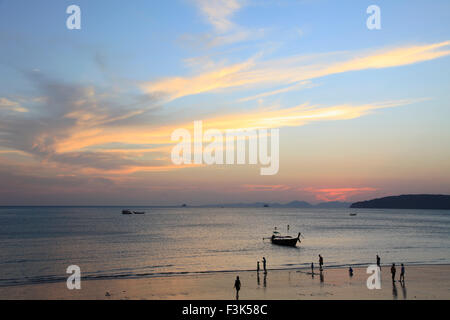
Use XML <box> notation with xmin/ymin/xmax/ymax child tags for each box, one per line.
<box><xmin>1</xmin><ymin>1</ymin><xmax>449</xmax><ymax>205</ymax></box>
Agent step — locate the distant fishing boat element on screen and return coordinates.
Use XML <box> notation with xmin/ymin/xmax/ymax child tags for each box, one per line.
<box><xmin>122</xmin><ymin>210</ymin><xmax>133</xmax><ymax>215</ymax></box>
<box><xmin>349</xmin><ymin>213</ymin><xmax>357</xmax><ymax>216</ymax></box>
<box><xmin>133</xmin><ymin>211</ymin><xmax>145</xmax><ymax>215</ymax></box>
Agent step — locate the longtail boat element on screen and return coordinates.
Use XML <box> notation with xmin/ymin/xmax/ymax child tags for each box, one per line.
<box><xmin>271</xmin><ymin>232</ymin><xmax>301</xmax><ymax>247</ymax></box>
<box><xmin>264</xmin><ymin>229</ymin><xmax>302</xmax><ymax>247</ymax></box>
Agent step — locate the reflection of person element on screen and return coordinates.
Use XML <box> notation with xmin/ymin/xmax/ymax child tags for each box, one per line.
<box><xmin>392</xmin><ymin>280</ymin><xmax>398</xmax><ymax>299</ymax></box>
<box><xmin>400</xmin><ymin>264</ymin><xmax>405</xmax><ymax>282</ymax></box>
<box><xmin>234</xmin><ymin>276</ymin><xmax>241</xmax><ymax>300</ymax></box>
<box><xmin>391</xmin><ymin>263</ymin><xmax>396</xmax><ymax>282</ymax></box>
<box><xmin>400</xmin><ymin>280</ymin><xmax>407</xmax><ymax>299</ymax></box>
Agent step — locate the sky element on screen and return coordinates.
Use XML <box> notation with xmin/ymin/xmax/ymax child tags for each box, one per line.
<box><xmin>0</xmin><ymin>0</ymin><xmax>449</xmax><ymax>205</ymax></box>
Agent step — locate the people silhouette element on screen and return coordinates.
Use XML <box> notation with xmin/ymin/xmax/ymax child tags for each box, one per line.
<box><xmin>311</xmin><ymin>262</ymin><xmax>314</xmax><ymax>274</ymax></box>
<box><xmin>262</xmin><ymin>257</ymin><xmax>267</xmax><ymax>273</ymax></box>
<box><xmin>234</xmin><ymin>276</ymin><xmax>241</xmax><ymax>300</ymax></box>
<box><xmin>349</xmin><ymin>266</ymin><xmax>353</xmax><ymax>277</ymax></box>
<box><xmin>319</xmin><ymin>254</ymin><xmax>324</xmax><ymax>271</ymax></box>
<box><xmin>391</xmin><ymin>263</ymin><xmax>396</xmax><ymax>282</ymax></box>
<box><xmin>399</xmin><ymin>264</ymin><xmax>405</xmax><ymax>282</ymax></box>
<box><xmin>376</xmin><ymin>254</ymin><xmax>381</xmax><ymax>268</ymax></box>
<box><xmin>257</xmin><ymin>261</ymin><xmax>260</xmax><ymax>273</ymax></box>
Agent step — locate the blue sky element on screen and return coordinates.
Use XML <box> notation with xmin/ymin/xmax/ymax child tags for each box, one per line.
<box><xmin>0</xmin><ymin>0</ymin><xmax>449</xmax><ymax>205</ymax></box>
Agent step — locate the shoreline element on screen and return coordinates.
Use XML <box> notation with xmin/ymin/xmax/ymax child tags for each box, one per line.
<box><xmin>1</xmin><ymin>264</ymin><xmax>449</xmax><ymax>300</ymax></box>
<box><xmin>2</xmin><ymin>262</ymin><xmax>450</xmax><ymax>289</ymax></box>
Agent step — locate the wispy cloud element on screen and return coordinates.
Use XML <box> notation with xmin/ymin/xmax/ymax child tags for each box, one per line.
<box><xmin>0</xmin><ymin>97</ymin><xmax>28</xmax><ymax>113</ymax></box>
<box><xmin>46</xmin><ymin>99</ymin><xmax>419</xmax><ymax>158</ymax></box>
<box><xmin>194</xmin><ymin>0</ymin><xmax>242</xmax><ymax>33</ymax></box>
<box><xmin>241</xmin><ymin>184</ymin><xmax>291</xmax><ymax>191</ymax></box>
<box><xmin>0</xmin><ymin>71</ymin><xmax>166</xmax><ymax>175</ymax></box>
<box><xmin>183</xmin><ymin>0</ymin><xmax>260</xmax><ymax>48</ymax></box>
<box><xmin>143</xmin><ymin>41</ymin><xmax>450</xmax><ymax>101</ymax></box>
<box><xmin>238</xmin><ymin>80</ymin><xmax>316</xmax><ymax>102</ymax></box>
<box><xmin>1</xmin><ymin>68</ymin><xmax>419</xmax><ymax>177</ymax></box>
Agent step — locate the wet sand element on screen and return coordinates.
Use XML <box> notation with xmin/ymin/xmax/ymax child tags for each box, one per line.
<box><xmin>0</xmin><ymin>265</ymin><xmax>449</xmax><ymax>300</ymax></box>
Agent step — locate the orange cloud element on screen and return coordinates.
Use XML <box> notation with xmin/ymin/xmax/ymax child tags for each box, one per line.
<box><xmin>33</xmin><ymin>97</ymin><xmax>418</xmax><ymax>177</ymax></box>
<box><xmin>51</xmin><ymin>98</ymin><xmax>417</xmax><ymax>156</ymax></box>
<box><xmin>142</xmin><ymin>41</ymin><xmax>450</xmax><ymax>101</ymax></box>
<box><xmin>303</xmin><ymin>187</ymin><xmax>377</xmax><ymax>202</ymax></box>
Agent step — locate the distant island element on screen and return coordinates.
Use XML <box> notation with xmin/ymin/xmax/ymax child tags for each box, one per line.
<box><xmin>350</xmin><ymin>194</ymin><xmax>450</xmax><ymax>210</ymax></box>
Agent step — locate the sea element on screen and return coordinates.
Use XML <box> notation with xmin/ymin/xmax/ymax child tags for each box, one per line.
<box><xmin>0</xmin><ymin>206</ymin><xmax>449</xmax><ymax>287</ymax></box>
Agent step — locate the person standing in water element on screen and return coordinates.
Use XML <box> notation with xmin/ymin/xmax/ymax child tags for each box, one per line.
<box><xmin>262</xmin><ymin>257</ymin><xmax>267</xmax><ymax>273</ymax></box>
<box><xmin>399</xmin><ymin>264</ymin><xmax>405</xmax><ymax>282</ymax></box>
<box><xmin>234</xmin><ymin>276</ymin><xmax>241</xmax><ymax>300</ymax></box>
<box><xmin>257</xmin><ymin>261</ymin><xmax>260</xmax><ymax>273</ymax></box>
<box><xmin>319</xmin><ymin>254</ymin><xmax>324</xmax><ymax>271</ymax></box>
<box><xmin>311</xmin><ymin>262</ymin><xmax>314</xmax><ymax>274</ymax></box>
<box><xmin>391</xmin><ymin>263</ymin><xmax>396</xmax><ymax>282</ymax></box>
<box><xmin>349</xmin><ymin>266</ymin><xmax>354</xmax><ymax>277</ymax></box>
<box><xmin>376</xmin><ymin>254</ymin><xmax>381</xmax><ymax>269</ymax></box>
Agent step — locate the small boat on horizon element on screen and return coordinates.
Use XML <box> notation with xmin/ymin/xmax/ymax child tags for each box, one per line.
<box><xmin>133</xmin><ymin>211</ymin><xmax>145</xmax><ymax>215</ymax></box>
<box><xmin>122</xmin><ymin>210</ymin><xmax>133</xmax><ymax>215</ymax></box>
<box><xmin>349</xmin><ymin>212</ymin><xmax>357</xmax><ymax>216</ymax></box>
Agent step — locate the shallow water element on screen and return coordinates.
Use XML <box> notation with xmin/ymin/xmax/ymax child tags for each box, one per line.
<box><xmin>0</xmin><ymin>206</ymin><xmax>449</xmax><ymax>286</ymax></box>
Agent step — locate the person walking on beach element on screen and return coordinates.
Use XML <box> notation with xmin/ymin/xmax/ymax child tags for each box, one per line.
<box><xmin>257</xmin><ymin>261</ymin><xmax>260</xmax><ymax>273</ymax></box>
<box><xmin>234</xmin><ymin>276</ymin><xmax>241</xmax><ymax>300</ymax></box>
<box><xmin>262</xmin><ymin>257</ymin><xmax>267</xmax><ymax>273</ymax></box>
<box><xmin>349</xmin><ymin>266</ymin><xmax>353</xmax><ymax>277</ymax></box>
<box><xmin>376</xmin><ymin>254</ymin><xmax>381</xmax><ymax>268</ymax></box>
<box><xmin>311</xmin><ymin>262</ymin><xmax>314</xmax><ymax>274</ymax></box>
<box><xmin>391</xmin><ymin>263</ymin><xmax>396</xmax><ymax>282</ymax></box>
<box><xmin>399</xmin><ymin>264</ymin><xmax>405</xmax><ymax>282</ymax></box>
<box><xmin>319</xmin><ymin>254</ymin><xmax>323</xmax><ymax>271</ymax></box>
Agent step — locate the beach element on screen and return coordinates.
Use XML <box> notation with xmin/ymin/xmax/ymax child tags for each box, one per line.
<box><xmin>1</xmin><ymin>264</ymin><xmax>449</xmax><ymax>300</ymax></box>
<box><xmin>1</xmin><ymin>207</ymin><xmax>449</xmax><ymax>300</ymax></box>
